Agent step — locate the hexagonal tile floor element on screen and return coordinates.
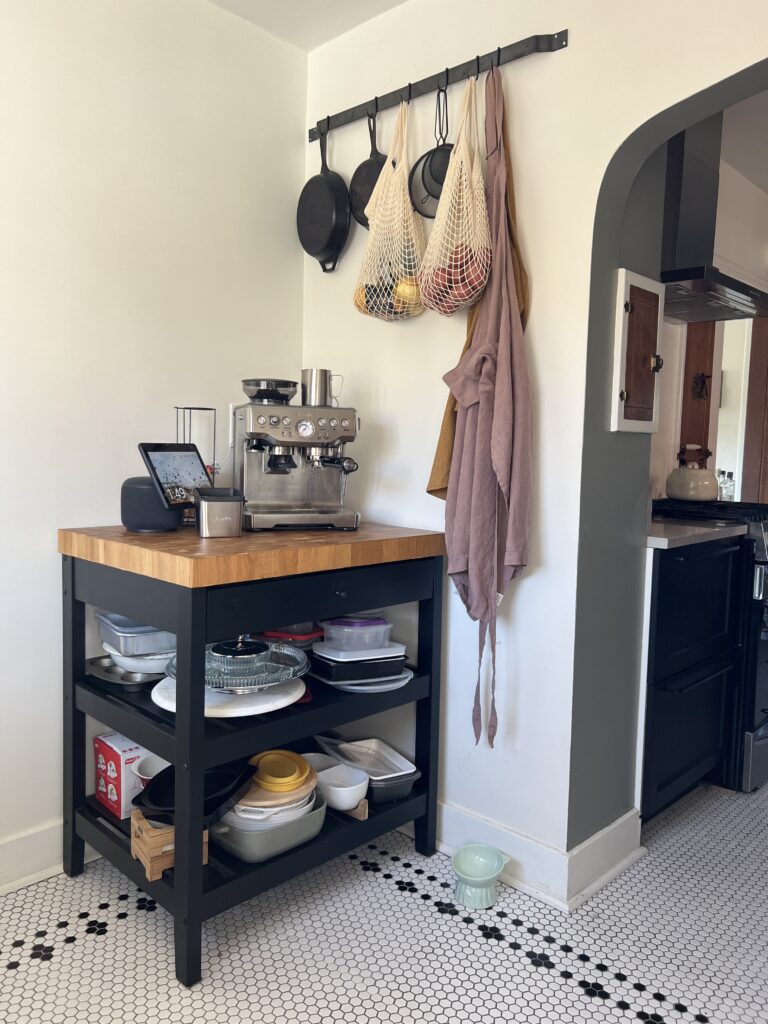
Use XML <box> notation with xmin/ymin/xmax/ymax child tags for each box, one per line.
<box><xmin>0</xmin><ymin>781</ymin><xmax>765</xmax><ymax>1023</ymax></box>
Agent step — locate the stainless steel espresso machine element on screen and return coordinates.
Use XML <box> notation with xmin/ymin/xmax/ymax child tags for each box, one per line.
<box><xmin>232</xmin><ymin>369</ymin><xmax>360</xmax><ymax>530</ymax></box>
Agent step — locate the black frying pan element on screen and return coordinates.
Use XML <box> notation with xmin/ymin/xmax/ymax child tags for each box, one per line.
<box><xmin>350</xmin><ymin>112</ymin><xmax>387</xmax><ymax>229</ymax></box>
<box><xmin>296</xmin><ymin>122</ymin><xmax>351</xmax><ymax>273</ymax></box>
<box><xmin>132</xmin><ymin>759</ymin><xmax>254</xmax><ymax>826</ymax></box>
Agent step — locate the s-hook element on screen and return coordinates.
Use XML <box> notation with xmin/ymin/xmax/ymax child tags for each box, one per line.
<box><xmin>495</xmin><ymin>46</ymin><xmax>502</xmax><ymax>68</ymax></box>
<box><xmin>475</xmin><ymin>55</ymin><xmax>480</xmax><ymax>79</ymax></box>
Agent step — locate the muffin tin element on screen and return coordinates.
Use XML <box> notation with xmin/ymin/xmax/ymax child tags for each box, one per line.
<box><xmin>86</xmin><ymin>655</ymin><xmax>165</xmax><ymax>692</ymax></box>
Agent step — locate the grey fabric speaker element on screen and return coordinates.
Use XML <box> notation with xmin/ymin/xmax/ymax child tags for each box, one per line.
<box><xmin>121</xmin><ymin>477</ymin><xmax>183</xmax><ymax>533</ymax></box>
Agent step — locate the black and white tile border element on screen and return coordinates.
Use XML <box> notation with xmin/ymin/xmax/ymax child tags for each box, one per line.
<box><xmin>0</xmin><ymin>780</ymin><xmax>764</xmax><ymax>1023</ymax></box>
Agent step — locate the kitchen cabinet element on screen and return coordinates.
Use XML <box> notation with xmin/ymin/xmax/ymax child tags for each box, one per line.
<box><xmin>678</xmin><ymin>322</ymin><xmax>716</xmax><ymax>460</ymax></box>
<box><xmin>610</xmin><ymin>268</ymin><xmax>665</xmax><ymax>433</ymax></box>
<box><xmin>642</xmin><ymin>536</ymin><xmax>752</xmax><ymax>819</ymax></box>
<box><xmin>653</xmin><ymin>537</ymin><xmax>746</xmax><ymax>679</ymax></box>
<box><xmin>58</xmin><ymin>523</ymin><xmax>445</xmax><ymax>986</ymax></box>
<box><xmin>643</xmin><ymin>657</ymin><xmax>734</xmax><ymax>818</ymax></box>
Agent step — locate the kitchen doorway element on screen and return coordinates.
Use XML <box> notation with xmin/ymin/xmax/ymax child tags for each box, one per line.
<box><xmin>569</xmin><ymin>56</ymin><xmax>768</xmax><ymax>854</ymax></box>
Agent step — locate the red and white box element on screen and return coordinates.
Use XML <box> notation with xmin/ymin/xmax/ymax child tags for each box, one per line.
<box><xmin>94</xmin><ymin>733</ymin><xmax>148</xmax><ymax>819</ymax></box>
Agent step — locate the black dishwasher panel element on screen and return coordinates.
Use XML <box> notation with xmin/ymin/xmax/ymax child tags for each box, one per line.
<box><xmin>653</xmin><ymin>539</ymin><xmax>746</xmax><ymax>680</ymax></box>
<box><xmin>642</xmin><ymin>657</ymin><xmax>734</xmax><ymax>818</ymax></box>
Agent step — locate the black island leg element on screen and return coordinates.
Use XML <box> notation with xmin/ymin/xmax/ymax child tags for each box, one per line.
<box><xmin>173</xmin><ymin>588</ymin><xmax>208</xmax><ymax>986</ymax></box>
<box><xmin>62</xmin><ymin>556</ymin><xmax>86</xmax><ymax>877</ymax></box>
<box><xmin>414</xmin><ymin>556</ymin><xmax>444</xmax><ymax>856</ymax></box>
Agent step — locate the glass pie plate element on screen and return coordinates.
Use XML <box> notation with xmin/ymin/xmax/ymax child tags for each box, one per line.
<box><xmin>166</xmin><ymin>641</ymin><xmax>308</xmax><ymax>694</ymax></box>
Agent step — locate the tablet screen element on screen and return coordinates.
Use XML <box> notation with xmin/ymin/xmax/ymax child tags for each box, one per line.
<box><xmin>141</xmin><ymin>447</ymin><xmax>211</xmax><ymax>507</ymax></box>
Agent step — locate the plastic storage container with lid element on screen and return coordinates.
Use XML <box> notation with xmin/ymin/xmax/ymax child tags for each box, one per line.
<box><xmin>95</xmin><ymin>611</ymin><xmax>176</xmax><ymax>656</ymax></box>
<box><xmin>249</xmin><ymin>750</ymin><xmax>310</xmax><ymax>792</ymax></box>
<box><xmin>319</xmin><ymin>616</ymin><xmax>393</xmax><ymax>651</ymax></box>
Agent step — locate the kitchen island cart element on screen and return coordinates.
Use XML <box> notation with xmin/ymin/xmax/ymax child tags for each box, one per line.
<box><xmin>59</xmin><ymin>523</ymin><xmax>444</xmax><ymax>986</ymax></box>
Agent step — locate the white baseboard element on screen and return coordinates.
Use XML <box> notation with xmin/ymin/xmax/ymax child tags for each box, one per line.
<box><xmin>1</xmin><ymin>805</ymin><xmax>643</xmax><ymax>912</ymax></box>
<box><xmin>564</xmin><ymin>808</ymin><xmax>646</xmax><ymax>909</ymax></box>
<box><xmin>401</xmin><ymin>800</ymin><xmax>645</xmax><ymax>913</ymax></box>
<box><xmin>0</xmin><ymin>819</ymin><xmax>99</xmax><ymax>897</ymax></box>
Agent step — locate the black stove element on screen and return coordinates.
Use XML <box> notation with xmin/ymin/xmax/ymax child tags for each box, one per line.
<box><xmin>653</xmin><ymin>499</ymin><xmax>768</xmax><ymax>523</ymax></box>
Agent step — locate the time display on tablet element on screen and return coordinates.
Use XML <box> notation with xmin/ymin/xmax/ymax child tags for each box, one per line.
<box><xmin>139</xmin><ymin>444</ymin><xmax>212</xmax><ymax>509</ymax></box>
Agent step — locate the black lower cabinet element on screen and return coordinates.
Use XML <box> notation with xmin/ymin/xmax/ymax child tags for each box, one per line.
<box><xmin>642</xmin><ymin>536</ymin><xmax>753</xmax><ymax>820</ymax></box>
<box><xmin>642</xmin><ymin>657</ymin><xmax>734</xmax><ymax>819</ymax></box>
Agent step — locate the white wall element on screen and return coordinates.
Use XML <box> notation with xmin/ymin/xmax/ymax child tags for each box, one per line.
<box><xmin>4</xmin><ymin>0</ymin><xmax>768</xmax><ymax>904</ymax></box>
<box><xmin>303</xmin><ymin>0</ymin><xmax>768</xmax><ymax>901</ymax></box>
<box><xmin>715</xmin><ymin>320</ymin><xmax>752</xmax><ymax>496</ymax></box>
<box><xmin>0</xmin><ymin>0</ymin><xmax>306</xmax><ymax>888</ymax></box>
<box><xmin>715</xmin><ymin>160</ymin><xmax>768</xmax><ymax>292</ymax></box>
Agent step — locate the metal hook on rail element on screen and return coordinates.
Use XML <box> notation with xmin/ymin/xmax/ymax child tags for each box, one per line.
<box><xmin>496</xmin><ymin>46</ymin><xmax>502</xmax><ymax>68</ymax></box>
<box><xmin>475</xmin><ymin>55</ymin><xmax>480</xmax><ymax>79</ymax></box>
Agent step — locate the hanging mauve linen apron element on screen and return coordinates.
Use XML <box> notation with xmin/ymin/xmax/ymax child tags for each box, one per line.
<box><xmin>442</xmin><ymin>67</ymin><xmax>533</xmax><ymax>747</ymax></box>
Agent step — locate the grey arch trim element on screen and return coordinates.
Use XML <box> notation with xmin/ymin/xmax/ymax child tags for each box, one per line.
<box><xmin>567</xmin><ymin>58</ymin><xmax>768</xmax><ymax>849</ymax></box>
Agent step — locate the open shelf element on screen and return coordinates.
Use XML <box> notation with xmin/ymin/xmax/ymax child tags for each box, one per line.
<box><xmin>76</xmin><ymin>786</ymin><xmax>427</xmax><ymax>921</ymax></box>
<box><xmin>76</xmin><ymin>798</ymin><xmax>177</xmax><ymax>913</ymax></box>
<box><xmin>76</xmin><ymin>671</ymin><xmax>430</xmax><ymax>766</ymax></box>
<box><xmin>201</xmin><ymin>785</ymin><xmax>427</xmax><ymax>918</ymax></box>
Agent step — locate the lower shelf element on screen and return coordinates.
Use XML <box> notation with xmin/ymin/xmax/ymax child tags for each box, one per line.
<box><xmin>76</xmin><ymin>786</ymin><xmax>427</xmax><ymax>921</ymax></box>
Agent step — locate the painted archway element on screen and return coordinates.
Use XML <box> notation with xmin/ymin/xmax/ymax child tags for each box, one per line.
<box><xmin>567</xmin><ymin>57</ymin><xmax>768</xmax><ymax>849</ymax></box>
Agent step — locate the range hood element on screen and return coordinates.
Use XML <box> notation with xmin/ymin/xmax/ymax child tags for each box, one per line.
<box><xmin>661</xmin><ymin>114</ymin><xmax>768</xmax><ymax>323</ymax></box>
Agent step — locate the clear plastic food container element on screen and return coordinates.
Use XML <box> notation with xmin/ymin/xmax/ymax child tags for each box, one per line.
<box><xmin>319</xmin><ymin>616</ymin><xmax>393</xmax><ymax>650</ymax></box>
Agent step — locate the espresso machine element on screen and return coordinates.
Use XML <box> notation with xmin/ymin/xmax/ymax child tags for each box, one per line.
<box><xmin>232</xmin><ymin>369</ymin><xmax>360</xmax><ymax>530</ymax></box>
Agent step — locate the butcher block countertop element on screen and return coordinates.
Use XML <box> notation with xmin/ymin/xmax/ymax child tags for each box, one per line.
<box><xmin>58</xmin><ymin>523</ymin><xmax>446</xmax><ymax>588</ymax></box>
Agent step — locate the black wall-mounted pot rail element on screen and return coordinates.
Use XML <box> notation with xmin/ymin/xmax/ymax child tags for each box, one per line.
<box><xmin>306</xmin><ymin>30</ymin><xmax>568</xmax><ymax>143</ymax></box>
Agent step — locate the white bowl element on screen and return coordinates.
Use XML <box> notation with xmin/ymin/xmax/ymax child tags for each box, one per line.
<box><xmin>315</xmin><ymin>763</ymin><xmax>369</xmax><ymax>810</ymax></box>
<box><xmin>103</xmin><ymin>643</ymin><xmax>175</xmax><ymax>675</ymax></box>
<box><xmin>300</xmin><ymin>752</ymin><xmax>339</xmax><ymax>773</ymax></box>
<box><xmin>130</xmin><ymin>753</ymin><xmax>171</xmax><ymax>789</ymax></box>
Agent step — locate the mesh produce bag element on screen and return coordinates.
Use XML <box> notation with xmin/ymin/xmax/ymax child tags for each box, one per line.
<box><xmin>418</xmin><ymin>77</ymin><xmax>491</xmax><ymax>316</ymax></box>
<box><xmin>353</xmin><ymin>103</ymin><xmax>425</xmax><ymax>321</ymax></box>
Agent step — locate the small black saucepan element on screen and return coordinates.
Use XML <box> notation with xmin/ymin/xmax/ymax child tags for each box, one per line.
<box><xmin>350</xmin><ymin>110</ymin><xmax>387</xmax><ymax>229</ymax></box>
<box><xmin>296</xmin><ymin>120</ymin><xmax>351</xmax><ymax>273</ymax></box>
<box><xmin>409</xmin><ymin>79</ymin><xmax>453</xmax><ymax>219</ymax></box>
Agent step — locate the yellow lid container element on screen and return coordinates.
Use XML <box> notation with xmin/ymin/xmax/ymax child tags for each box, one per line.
<box><xmin>249</xmin><ymin>750</ymin><xmax>310</xmax><ymax>792</ymax></box>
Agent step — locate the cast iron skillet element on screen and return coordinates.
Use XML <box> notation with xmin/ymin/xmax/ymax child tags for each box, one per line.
<box><xmin>350</xmin><ymin>111</ymin><xmax>387</xmax><ymax>229</ymax></box>
<box><xmin>132</xmin><ymin>759</ymin><xmax>254</xmax><ymax>827</ymax></box>
<box><xmin>296</xmin><ymin>121</ymin><xmax>351</xmax><ymax>273</ymax></box>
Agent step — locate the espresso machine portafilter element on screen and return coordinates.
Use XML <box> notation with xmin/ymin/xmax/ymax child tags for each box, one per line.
<box><xmin>232</xmin><ymin>370</ymin><xmax>360</xmax><ymax>531</ymax></box>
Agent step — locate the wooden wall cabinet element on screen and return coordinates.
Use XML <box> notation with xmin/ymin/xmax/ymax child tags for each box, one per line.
<box><xmin>610</xmin><ymin>269</ymin><xmax>666</xmax><ymax>433</ymax></box>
